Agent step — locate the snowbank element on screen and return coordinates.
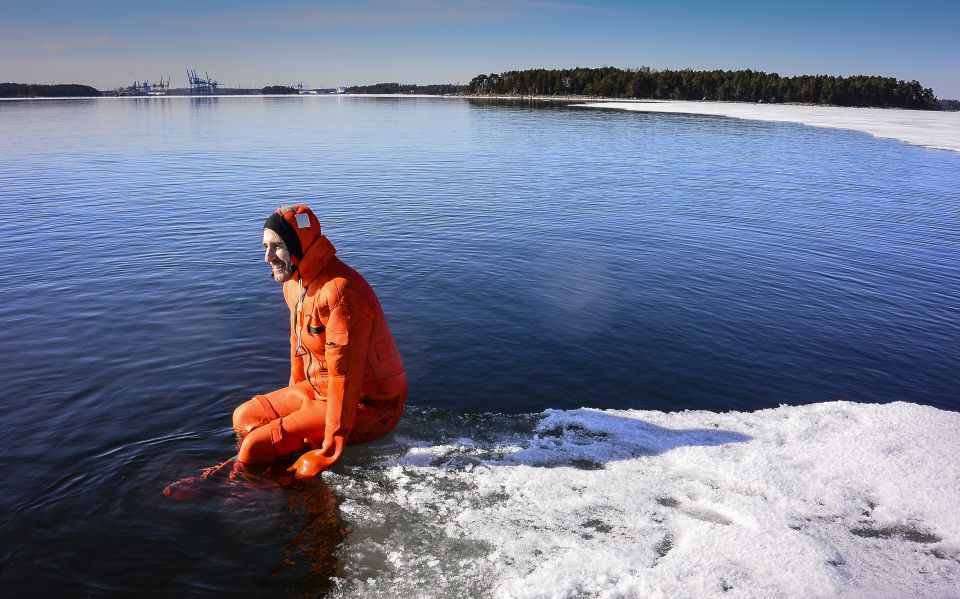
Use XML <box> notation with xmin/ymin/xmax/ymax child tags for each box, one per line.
<box><xmin>577</xmin><ymin>101</ymin><xmax>960</xmax><ymax>153</ymax></box>
<box><xmin>329</xmin><ymin>402</ymin><xmax>960</xmax><ymax>598</ymax></box>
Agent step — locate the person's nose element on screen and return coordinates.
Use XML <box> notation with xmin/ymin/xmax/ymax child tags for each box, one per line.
<box><xmin>264</xmin><ymin>247</ymin><xmax>274</xmax><ymax>264</ymax></box>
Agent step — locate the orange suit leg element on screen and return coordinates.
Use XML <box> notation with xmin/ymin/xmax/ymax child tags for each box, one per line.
<box><xmin>233</xmin><ymin>381</ymin><xmax>314</xmax><ymax>436</ymax></box>
<box><xmin>235</xmin><ymin>382</ymin><xmax>325</xmax><ymax>463</ymax></box>
<box><xmin>236</xmin><ymin>377</ymin><xmax>407</xmax><ymax>464</ymax></box>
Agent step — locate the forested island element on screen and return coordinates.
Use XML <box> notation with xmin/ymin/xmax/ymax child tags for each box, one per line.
<box><xmin>466</xmin><ymin>68</ymin><xmax>948</xmax><ymax>110</ymax></box>
<box><xmin>0</xmin><ymin>83</ymin><xmax>101</xmax><ymax>98</ymax></box>
<box><xmin>261</xmin><ymin>85</ymin><xmax>300</xmax><ymax>95</ymax></box>
<box><xmin>346</xmin><ymin>82</ymin><xmax>465</xmax><ymax>95</ymax></box>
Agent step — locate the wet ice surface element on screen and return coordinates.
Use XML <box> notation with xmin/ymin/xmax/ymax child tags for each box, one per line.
<box><xmin>578</xmin><ymin>101</ymin><xmax>960</xmax><ymax>153</ymax></box>
<box><xmin>324</xmin><ymin>402</ymin><xmax>960</xmax><ymax>598</ymax></box>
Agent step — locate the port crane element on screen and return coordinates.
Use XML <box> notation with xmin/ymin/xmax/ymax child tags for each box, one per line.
<box><xmin>187</xmin><ymin>69</ymin><xmax>219</xmax><ymax>94</ymax></box>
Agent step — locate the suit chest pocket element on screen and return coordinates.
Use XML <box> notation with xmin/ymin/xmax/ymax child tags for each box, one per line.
<box><xmin>302</xmin><ymin>315</ymin><xmax>327</xmax><ymax>352</ymax></box>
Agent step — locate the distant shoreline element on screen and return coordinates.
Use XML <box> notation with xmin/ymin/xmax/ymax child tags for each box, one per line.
<box><xmin>0</xmin><ymin>93</ymin><xmax>917</xmax><ymax>104</ymax></box>
<box><xmin>1</xmin><ymin>92</ymin><xmax>956</xmax><ymax>112</ymax></box>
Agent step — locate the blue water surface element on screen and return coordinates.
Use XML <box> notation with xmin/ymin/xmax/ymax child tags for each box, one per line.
<box><xmin>0</xmin><ymin>96</ymin><xmax>958</xmax><ymax>596</ymax></box>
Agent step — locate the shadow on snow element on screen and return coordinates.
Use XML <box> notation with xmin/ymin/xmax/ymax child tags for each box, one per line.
<box><xmin>348</xmin><ymin>407</ymin><xmax>753</xmax><ymax>472</ymax></box>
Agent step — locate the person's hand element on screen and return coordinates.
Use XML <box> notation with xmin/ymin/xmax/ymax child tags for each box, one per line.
<box><xmin>288</xmin><ymin>447</ymin><xmax>332</xmax><ymax>479</ymax></box>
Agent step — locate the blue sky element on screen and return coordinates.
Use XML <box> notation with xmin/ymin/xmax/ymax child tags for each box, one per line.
<box><xmin>2</xmin><ymin>0</ymin><xmax>958</xmax><ymax>97</ymax></box>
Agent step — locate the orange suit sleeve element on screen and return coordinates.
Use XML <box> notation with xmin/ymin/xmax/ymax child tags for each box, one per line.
<box><xmin>289</xmin><ymin>292</ymin><xmax>373</xmax><ymax>478</ymax></box>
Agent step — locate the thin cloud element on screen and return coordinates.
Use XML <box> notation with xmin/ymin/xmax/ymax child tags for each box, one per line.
<box><xmin>154</xmin><ymin>0</ymin><xmax>594</xmax><ymax>30</ymax></box>
<box><xmin>41</xmin><ymin>41</ymin><xmax>65</xmax><ymax>53</ymax></box>
<box><xmin>31</xmin><ymin>35</ymin><xmax>110</xmax><ymax>56</ymax></box>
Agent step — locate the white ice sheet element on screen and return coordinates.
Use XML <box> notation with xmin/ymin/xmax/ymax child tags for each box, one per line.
<box><xmin>577</xmin><ymin>101</ymin><xmax>960</xmax><ymax>153</ymax></box>
<box><xmin>330</xmin><ymin>402</ymin><xmax>960</xmax><ymax>598</ymax></box>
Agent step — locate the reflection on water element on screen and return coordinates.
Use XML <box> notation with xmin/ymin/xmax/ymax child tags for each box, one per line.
<box><xmin>280</xmin><ymin>479</ymin><xmax>350</xmax><ymax>597</ymax></box>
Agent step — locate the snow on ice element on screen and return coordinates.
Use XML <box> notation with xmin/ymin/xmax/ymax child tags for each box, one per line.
<box><xmin>578</xmin><ymin>101</ymin><xmax>960</xmax><ymax>153</ymax></box>
<box><xmin>324</xmin><ymin>402</ymin><xmax>960</xmax><ymax>598</ymax></box>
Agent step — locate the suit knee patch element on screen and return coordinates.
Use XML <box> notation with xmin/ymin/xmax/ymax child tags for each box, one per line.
<box><xmin>255</xmin><ymin>394</ymin><xmax>281</xmax><ymax>420</ymax></box>
<box><xmin>269</xmin><ymin>416</ymin><xmax>308</xmax><ymax>456</ymax></box>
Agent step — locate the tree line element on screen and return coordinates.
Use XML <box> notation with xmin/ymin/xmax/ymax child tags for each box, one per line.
<box><xmin>346</xmin><ymin>82</ymin><xmax>465</xmax><ymax>95</ymax></box>
<box><xmin>0</xmin><ymin>83</ymin><xmax>102</xmax><ymax>98</ymax></box>
<box><xmin>466</xmin><ymin>68</ymin><xmax>944</xmax><ymax>110</ymax></box>
<box><xmin>261</xmin><ymin>85</ymin><xmax>300</xmax><ymax>95</ymax></box>
<box><xmin>939</xmin><ymin>98</ymin><xmax>960</xmax><ymax>111</ymax></box>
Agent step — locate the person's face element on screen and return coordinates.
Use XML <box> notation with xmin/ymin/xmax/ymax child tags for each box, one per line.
<box><xmin>263</xmin><ymin>229</ymin><xmax>295</xmax><ymax>283</ymax></box>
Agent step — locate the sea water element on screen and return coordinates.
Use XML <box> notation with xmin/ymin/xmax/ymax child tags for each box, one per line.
<box><xmin>1</xmin><ymin>96</ymin><xmax>958</xmax><ymax>597</ymax></box>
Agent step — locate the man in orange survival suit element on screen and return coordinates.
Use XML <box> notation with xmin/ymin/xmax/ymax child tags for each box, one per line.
<box><xmin>232</xmin><ymin>205</ymin><xmax>407</xmax><ymax>479</ymax></box>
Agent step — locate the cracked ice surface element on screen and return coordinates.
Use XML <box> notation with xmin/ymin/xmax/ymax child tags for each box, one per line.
<box><xmin>327</xmin><ymin>402</ymin><xmax>960</xmax><ymax>598</ymax></box>
<box><xmin>577</xmin><ymin>101</ymin><xmax>960</xmax><ymax>153</ymax></box>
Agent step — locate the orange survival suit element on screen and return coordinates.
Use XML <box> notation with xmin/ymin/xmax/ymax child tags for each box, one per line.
<box><xmin>233</xmin><ymin>205</ymin><xmax>407</xmax><ymax>479</ymax></box>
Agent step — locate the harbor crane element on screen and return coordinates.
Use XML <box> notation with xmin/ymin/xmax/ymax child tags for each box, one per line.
<box><xmin>187</xmin><ymin>69</ymin><xmax>219</xmax><ymax>94</ymax></box>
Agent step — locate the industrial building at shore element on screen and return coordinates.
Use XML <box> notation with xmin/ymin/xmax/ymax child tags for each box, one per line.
<box><xmin>102</xmin><ymin>69</ymin><xmax>347</xmax><ymax>97</ymax></box>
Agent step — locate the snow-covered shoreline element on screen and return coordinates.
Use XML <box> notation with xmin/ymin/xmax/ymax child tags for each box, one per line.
<box><xmin>576</xmin><ymin>100</ymin><xmax>960</xmax><ymax>153</ymax></box>
<box><xmin>330</xmin><ymin>401</ymin><xmax>960</xmax><ymax>598</ymax></box>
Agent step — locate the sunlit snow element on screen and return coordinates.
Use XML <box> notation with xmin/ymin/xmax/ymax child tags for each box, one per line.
<box><xmin>326</xmin><ymin>402</ymin><xmax>960</xmax><ymax>598</ymax></box>
<box><xmin>577</xmin><ymin>100</ymin><xmax>960</xmax><ymax>153</ymax></box>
